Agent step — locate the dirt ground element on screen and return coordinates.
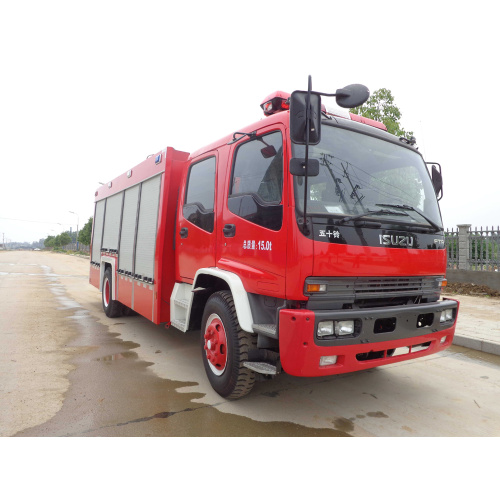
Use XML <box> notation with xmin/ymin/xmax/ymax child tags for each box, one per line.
<box><xmin>445</xmin><ymin>282</ymin><xmax>500</xmax><ymax>297</ymax></box>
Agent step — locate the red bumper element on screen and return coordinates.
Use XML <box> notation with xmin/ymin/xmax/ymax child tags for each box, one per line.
<box><xmin>279</xmin><ymin>302</ymin><xmax>458</xmax><ymax>377</ymax></box>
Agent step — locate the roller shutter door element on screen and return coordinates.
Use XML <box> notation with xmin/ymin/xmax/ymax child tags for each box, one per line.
<box><xmin>119</xmin><ymin>184</ymin><xmax>140</xmax><ymax>273</ymax></box>
<box><xmin>91</xmin><ymin>199</ymin><xmax>105</xmax><ymax>263</ymax></box>
<box><xmin>135</xmin><ymin>174</ymin><xmax>162</xmax><ymax>280</ymax></box>
<box><xmin>102</xmin><ymin>192</ymin><xmax>123</xmax><ymax>251</ymax></box>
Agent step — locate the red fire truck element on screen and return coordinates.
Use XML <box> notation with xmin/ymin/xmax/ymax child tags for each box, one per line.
<box><xmin>90</xmin><ymin>77</ymin><xmax>458</xmax><ymax>399</ymax></box>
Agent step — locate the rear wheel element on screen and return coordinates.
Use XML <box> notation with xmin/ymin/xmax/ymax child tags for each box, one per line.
<box><xmin>102</xmin><ymin>267</ymin><xmax>122</xmax><ymax>318</ymax></box>
<box><xmin>201</xmin><ymin>291</ymin><xmax>256</xmax><ymax>399</ymax></box>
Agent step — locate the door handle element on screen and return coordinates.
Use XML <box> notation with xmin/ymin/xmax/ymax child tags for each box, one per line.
<box><xmin>179</xmin><ymin>227</ymin><xmax>188</xmax><ymax>238</ymax></box>
<box><xmin>223</xmin><ymin>224</ymin><xmax>236</xmax><ymax>238</ymax></box>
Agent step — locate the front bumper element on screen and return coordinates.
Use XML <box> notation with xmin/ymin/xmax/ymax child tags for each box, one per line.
<box><xmin>278</xmin><ymin>298</ymin><xmax>459</xmax><ymax>377</ymax></box>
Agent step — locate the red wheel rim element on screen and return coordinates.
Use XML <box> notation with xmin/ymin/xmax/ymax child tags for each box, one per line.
<box><xmin>203</xmin><ymin>314</ymin><xmax>227</xmax><ymax>375</ymax></box>
<box><xmin>104</xmin><ymin>278</ymin><xmax>110</xmax><ymax>307</ymax></box>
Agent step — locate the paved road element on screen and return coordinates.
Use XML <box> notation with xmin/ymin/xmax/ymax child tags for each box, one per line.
<box><xmin>1</xmin><ymin>251</ymin><xmax>500</xmax><ymax>437</ymax></box>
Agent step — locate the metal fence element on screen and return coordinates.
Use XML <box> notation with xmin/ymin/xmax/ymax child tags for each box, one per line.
<box><xmin>445</xmin><ymin>227</ymin><xmax>459</xmax><ymax>269</ymax></box>
<box><xmin>62</xmin><ymin>242</ymin><xmax>90</xmax><ymax>253</ymax></box>
<box><xmin>445</xmin><ymin>225</ymin><xmax>500</xmax><ymax>271</ymax></box>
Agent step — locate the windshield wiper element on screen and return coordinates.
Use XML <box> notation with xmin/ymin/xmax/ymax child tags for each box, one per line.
<box><xmin>375</xmin><ymin>203</ymin><xmax>443</xmax><ymax>232</ymax></box>
<box><xmin>339</xmin><ymin>209</ymin><xmax>409</xmax><ymax>224</ymax></box>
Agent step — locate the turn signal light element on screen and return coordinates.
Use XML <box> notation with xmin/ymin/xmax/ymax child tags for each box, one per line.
<box><xmin>306</xmin><ymin>283</ymin><xmax>327</xmax><ymax>293</ymax></box>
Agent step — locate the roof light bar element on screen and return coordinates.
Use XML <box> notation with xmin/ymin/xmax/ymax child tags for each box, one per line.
<box><xmin>260</xmin><ymin>91</ymin><xmax>291</xmax><ymax>116</ymax></box>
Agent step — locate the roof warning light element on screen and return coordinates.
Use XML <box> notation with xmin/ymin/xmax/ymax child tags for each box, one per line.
<box><xmin>260</xmin><ymin>91</ymin><xmax>291</xmax><ymax>116</ymax></box>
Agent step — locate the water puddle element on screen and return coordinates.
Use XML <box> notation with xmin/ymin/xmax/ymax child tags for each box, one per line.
<box><xmin>95</xmin><ymin>351</ymin><xmax>138</xmax><ymax>363</ymax></box>
<box><xmin>11</xmin><ymin>260</ymin><xmax>350</xmax><ymax>437</ymax></box>
<box><xmin>367</xmin><ymin>411</ymin><xmax>389</xmax><ymax>418</ymax></box>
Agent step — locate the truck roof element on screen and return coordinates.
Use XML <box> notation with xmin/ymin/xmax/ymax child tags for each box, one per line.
<box><xmin>189</xmin><ymin>112</ymin><xmax>288</xmax><ymax>160</ymax></box>
<box><xmin>190</xmin><ymin>108</ymin><xmax>415</xmax><ymax>161</ymax></box>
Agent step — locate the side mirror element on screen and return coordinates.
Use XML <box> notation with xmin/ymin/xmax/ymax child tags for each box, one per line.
<box><xmin>335</xmin><ymin>84</ymin><xmax>370</xmax><ymax>109</ymax></box>
<box><xmin>428</xmin><ymin>163</ymin><xmax>443</xmax><ymax>200</ymax></box>
<box><xmin>290</xmin><ymin>158</ymin><xmax>320</xmax><ymax>176</ymax></box>
<box><xmin>290</xmin><ymin>91</ymin><xmax>321</xmax><ymax>145</ymax></box>
<box><xmin>260</xmin><ymin>145</ymin><xmax>277</xmax><ymax>158</ymax></box>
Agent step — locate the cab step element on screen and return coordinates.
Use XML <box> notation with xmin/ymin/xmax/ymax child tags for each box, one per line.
<box><xmin>252</xmin><ymin>323</ymin><xmax>277</xmax><ymax>337</ymax></box>
<box><xmin>171</xmin><ymin>318</ymin><xmax>186</xmax><ymax>331</ymax></box>
<box><xmin>243</xmin><ymin>361</ymin><xmax>277</xmax><ymax>376</ymax></box>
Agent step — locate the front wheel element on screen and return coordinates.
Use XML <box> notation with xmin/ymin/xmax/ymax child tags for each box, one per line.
<box><xmin>102</xmin><ymin>267</ymin><xmax>122</xmax><ymax>318</ymax></box>
<box><xmin>201</xmin><ymin>291</ymin><xmax>256</xmax><ymax>399</ymax></box>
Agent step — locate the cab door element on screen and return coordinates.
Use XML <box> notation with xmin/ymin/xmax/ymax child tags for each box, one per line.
<box><xmin>217</xmin><ymin>126</ymin><xmax>288</xmax><ymax>296</ymax></box>
<box><xmin>176</xmin><ymin>154</ymin><xmax>217</xmax><ymax>282</ymax></box>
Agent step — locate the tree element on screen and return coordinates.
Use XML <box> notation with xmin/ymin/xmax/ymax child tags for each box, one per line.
<box><xmin>44</xmin><ymin>235</ymin><xmax>56</xmax><ymax>248</ymax></box>
<box><xmin>350</xmin><ymin>88</ymin><xmax>413</xmax><ymax>139</ymax></box>
<box><xmin>59</xmin><ymin>232</ymin><xmax>72</xmax><ymax>247</ymax></box>
<box><xmin>78</xmin><ymin>217</ymin><xmax>93</xmax><ymax>246</ymax></box>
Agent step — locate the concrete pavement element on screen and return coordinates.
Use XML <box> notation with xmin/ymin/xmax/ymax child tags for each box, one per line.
<box><xmin>2</xmin><ymin>251</ymin><xmax>500</xmax><ymax>437</ymax></box>
<box><xmin>445</xmin><ymin>292</ymin><xmax>500</xmax><ymax>356</ymax></box>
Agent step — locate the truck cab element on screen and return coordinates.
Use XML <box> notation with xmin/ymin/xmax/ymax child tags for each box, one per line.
<box><xmin>172</xmin><ymin>87</ymin><xmax>457</xmax><ymax>398</ymax></box>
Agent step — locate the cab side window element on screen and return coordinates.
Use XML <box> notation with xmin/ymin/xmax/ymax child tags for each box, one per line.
<box><xmin>228</xmin><ymin>131</ymin><xmax>283</xmax><ymax>231</ymax></box>
<box><xmin>183</xmin><ymin>156</ymin><xmax>216</xmax><ymax>232</ymax></box>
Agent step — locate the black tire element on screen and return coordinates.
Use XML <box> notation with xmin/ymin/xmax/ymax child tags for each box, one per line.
<box><xmin>122</xmin><ymin>306</ymin><xmax>138</xmax><ymax>316</ymax></box>
<box><xmin>102</xmin><ymin>267</ymin><xmax>123</xmax><ymax>318</ymax></box>
<box><xmin>201</xmin><ymin>290</ymin><xmax>256</xmax><ymax>399</ymax></box>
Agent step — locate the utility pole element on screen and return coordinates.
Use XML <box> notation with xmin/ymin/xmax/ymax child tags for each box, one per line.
<box><xmin>69</xmin><ymin>211</ymin><xmax>79</xmax><ymax>250</ymax></box>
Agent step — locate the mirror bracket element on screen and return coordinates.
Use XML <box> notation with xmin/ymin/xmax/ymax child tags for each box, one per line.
<box><xmin>290</xmin><ymin>158</ymin><xmax>319</xmax><ymax>176</ymax></box>
<box><xmin>228</xmin><ymin>131</ymin><xmax>257</xmax><ymax>145</ymax></box>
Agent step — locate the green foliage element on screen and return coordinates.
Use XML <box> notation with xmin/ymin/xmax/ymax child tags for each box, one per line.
<box><xmin>351</xmin><ymin>88</ymin><xmax>413</xmax><ymax>139</ymax></box>
<box><xmin>44</xmin><ymin>235</ymin><xmax>56</xmax><ymax>247</ymax></box>
<box><xmin>78</xmin><ymin>217</ymin><xmax>93</xmax><ymax>246</ymax></box>
<box><xmin>44</xmin><ymin>231</ymin><xmax>72</xmax><ymax>248</ymax></box>
<box><xmin>59</xmin><ymin>232</ymin><xmax>72</xmax><ymax>246</ymax></box>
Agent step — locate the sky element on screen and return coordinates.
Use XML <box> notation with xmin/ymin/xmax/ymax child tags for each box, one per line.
<box><xmin>1</xmin><ymin>0</ymin><xmax>499</xmax><ymax>244</ymax></box>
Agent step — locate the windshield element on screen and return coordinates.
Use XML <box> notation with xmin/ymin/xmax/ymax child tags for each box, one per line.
<box><xmin>293</xmin><ymin>124</ymin><xmax>442</xmax><ymax>229</ymax></box>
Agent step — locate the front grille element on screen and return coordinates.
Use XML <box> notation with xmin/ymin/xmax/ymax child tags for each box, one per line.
<box><xmin>349</xmin><ymin>276</ymin><xmax>439</xmax><ymax>299</ymax></box>
<box><xmin>305</xmin><ymin>276</ymin><xmax>442</xmax><ymax>304</ymax></box>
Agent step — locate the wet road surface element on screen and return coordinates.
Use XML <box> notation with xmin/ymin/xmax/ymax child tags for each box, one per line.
<box><xmin>2</xmin><ymin>251</ymin><xmax>500</xmax><ymax>437</ymax></box>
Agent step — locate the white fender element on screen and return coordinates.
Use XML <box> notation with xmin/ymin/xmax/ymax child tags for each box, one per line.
<box><xmin>194</xmin><ymin>268</ymin><xmax>254</xmax><ymax>333</ymax></box>
<box><xmin>100</xmin><ymin>256</ymin><xmax>117</xmax><ymax>300</ymax></box>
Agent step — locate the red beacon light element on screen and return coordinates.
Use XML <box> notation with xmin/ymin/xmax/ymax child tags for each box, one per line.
<box><xmin>260</xmin><ymin>91</ymin><xmax>291</xmax><ymax>116</ymax></box>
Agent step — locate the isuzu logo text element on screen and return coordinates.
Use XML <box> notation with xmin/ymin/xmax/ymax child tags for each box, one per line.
<box><xmin>379</xmin><ymin>234</ymin><xmax>414</xmax><ymax>247</ymax></box>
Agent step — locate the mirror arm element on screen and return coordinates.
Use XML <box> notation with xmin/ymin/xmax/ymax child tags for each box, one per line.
<box><xmin>228</xmin><ymin>131</ymin><xmax>257</xmax><ymax>145</ymax></box>
<box><xmin>302</xmin><ymin>76</ymin><xmax>313</xmax><ymax>235</ymax></box>
<box><xmin>314</xmin><ymin>90</ymin><xmax>347</xmax><ymax>98</ymax></box>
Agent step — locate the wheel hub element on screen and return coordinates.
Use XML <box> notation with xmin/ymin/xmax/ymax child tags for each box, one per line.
<box><xmin>104</xmin><ymin>278</ymin><xmax>110</xmax><ymax>307</ymax></box>
<box><xmin>204</xmin><ymin>315</ymin><xmax>227</xmax><ymax>374</ymax></box>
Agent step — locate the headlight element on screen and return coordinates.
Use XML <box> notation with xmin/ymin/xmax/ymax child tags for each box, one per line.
<box><xmin>335</xmin><ymin>320</ymin><xmax>355</xmax><ymax>336</ymax></box>
<box><xmin>440</xmin><ymin>309</ymin><xmax>454</xmax><ymax>323</ymax></box>
<box><xmin>317</xmin><ymin>321</ymin><xmax>334</xmax><ymax>337</ymax></box>
<box><xmin>317</xmin><ymin>320</ymin><xmax>355</xmax><ymax>337</ymax></box>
